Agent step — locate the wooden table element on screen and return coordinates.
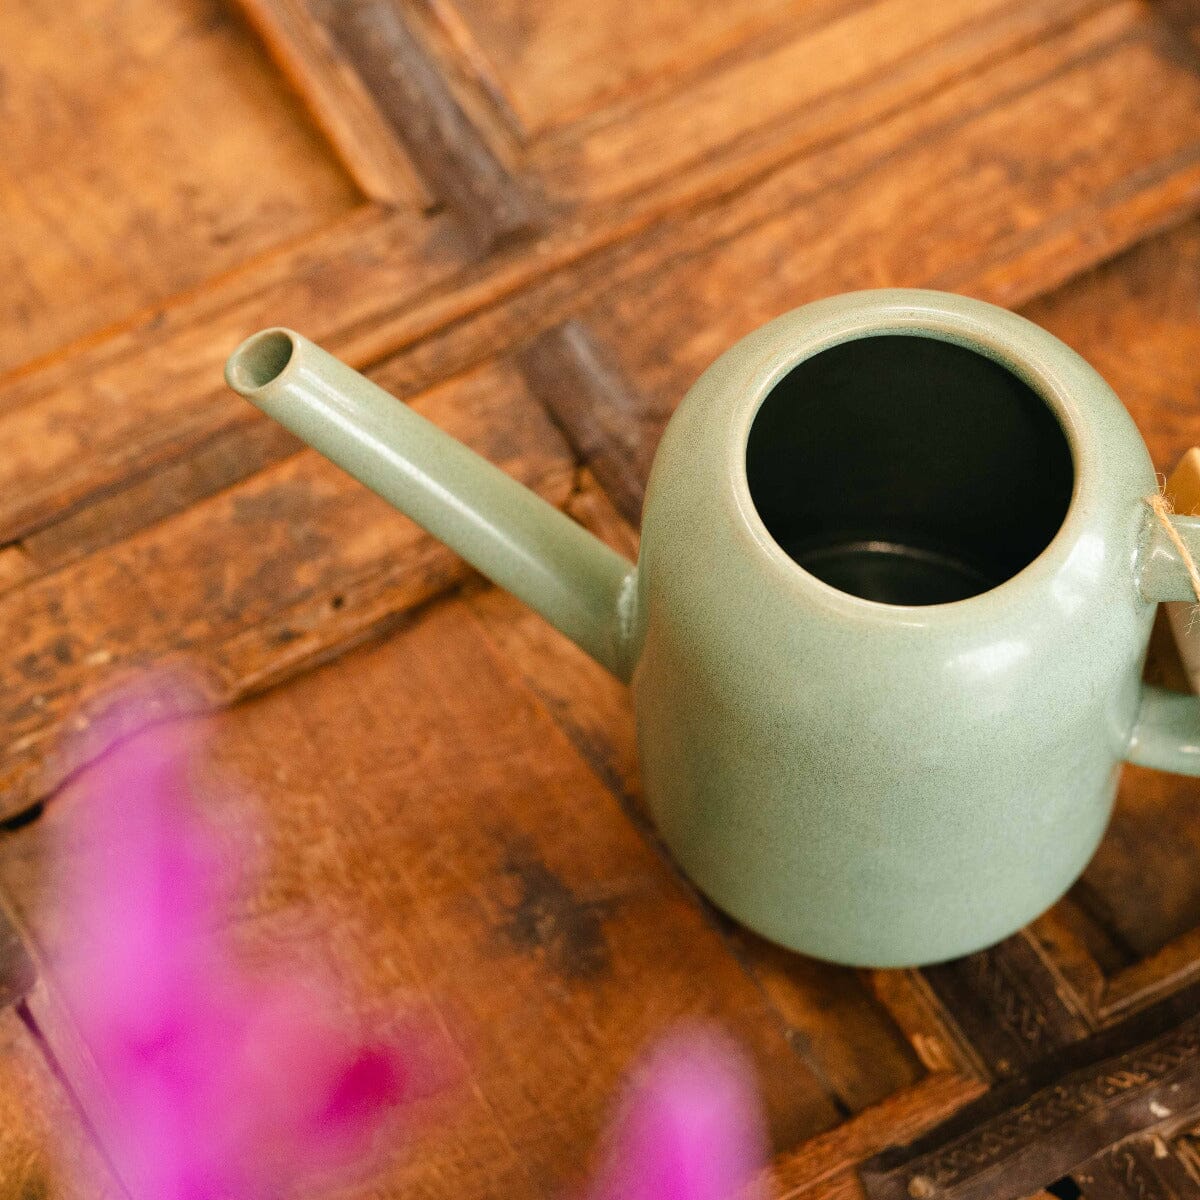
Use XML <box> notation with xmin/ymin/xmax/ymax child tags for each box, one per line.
<box><xmin>4</xmin><ymin>1</ymin><xmax>1200</xmax><ymax>1196</ymax></box>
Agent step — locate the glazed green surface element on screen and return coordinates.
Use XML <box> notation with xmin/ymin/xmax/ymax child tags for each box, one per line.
<box><xmin>636</xmin><ymin>290</ymin><xmax>1200</xmax><ymax>965</ymax></box>
<box><xmin>228</xmin><ymin>289</ymin><xmax>1200</xmax><ymax>968</ymax></box>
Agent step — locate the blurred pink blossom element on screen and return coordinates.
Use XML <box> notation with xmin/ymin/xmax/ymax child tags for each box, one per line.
<box><xmin>52</xmin><ymin>683</ymin><xmax>766</xmax><ymax>1200</ymax></box>
<box><xmin>53</xmin><ymin>688</ymin><xmax>410</xmax><ymax>1200</ymax></box>
<box><xmin>589</xmin><ymin>1028</ymin><xmax>767</xmax><ymax>1200</ymax></box>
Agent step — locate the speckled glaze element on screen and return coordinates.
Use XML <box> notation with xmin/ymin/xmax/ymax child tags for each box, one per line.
<box><xmin>227</xmin><ymin>289</ymin><xmax>1200</xmax><ymax>968</ymax></box>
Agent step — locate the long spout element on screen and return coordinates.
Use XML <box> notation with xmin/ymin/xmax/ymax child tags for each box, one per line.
<box><xmin>226</xmin><ymin>329</ymin><xmax>638</xmax><ymax>681</ymax></box>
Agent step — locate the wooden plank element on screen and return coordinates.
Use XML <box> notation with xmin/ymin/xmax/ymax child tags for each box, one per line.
<box><xmin>393</xmin><ymin>2</ymin><xmax>1200</xmax><ymax>498</ymax></box>
<box><xmin>5</xmin><ymin>1</ymin><xmax>1199</xmax><ymax>558</ymax></box>
<box><xmin>1160</xmin><ymin>0</ymin><xmax>1200</xmax><ymax>52</ymax></box>
<box><xmin>517</xmin><ymin>322</ymin><xmax>649</xmax><ymax>525</ymax></box>
<box><xmin>0</xmin><ymin>359</ymin><xmax>576</xmax><ymax>820</ymax></box>
<box><xmin>527</xmin><ymin>0</ymin><xmax>1109</xmax><ymax>207</ymax></box>
<box><xmin>423</xmin><ymin>0</ymin><xmax>858</xmax><ymax>136</ymax></box>
<box><xmin>1102</xmin><ymin>927</ymin><xmax>1200</xmax><ymax>1021</ymax></box>
<box><xmin>1024</xmin><ymin>215</ymin><xmax>1200</xmax><ymax>475</ymax></box>
<box><xmin>0</xmin><ymin>0</ymin><xmax>359</xmax><ymax>375</ymax></box>
<box><xmin>5</xmin><ymin>1</ymin><xmax>1200</xmax><ymax>1195</ymax></box>
<box><xmin>921</xmin><ymin>936</ymin><xmax>1093</xmax><ymax>1079</ymax></box>
<box><xmin>235</xmin><ymin>0</ymin><xmax>431</xmax><ymax>207</ymax></box>
<box><xmin>1076</xmin><ymin>765</ymin><xmax>1200</xmax><ymax>965</ymax></box>
<box><xmin>9</xmin><ymin>420</ymin><xmax>303</xmax><ymax>587</ymax></box>
<box><xmin>1027</xmin><ymin>908</ymin><xmax>1108</xmax><ymax>1026</ymax></box>
<box><xmin>0</xmin><ymin>203</ymin><xmax>466</xmax><ymax>545</ymax></box>
<box><xmin>858</xmin><ymin>981</ymin><xmax>1200</xmax><ymax>1200</ymax></box>
<box><xmin>0</xmin><ymin>596</ymin><xmax>847</xmax><ymax>1197</ymax></box>
<box><xmin>327</xmin><ymin>0</ymin><xmax>542</xmax><ymax>246</ymax></box>
<box><xmin>769</xmin><ymin>1073</ymin><xmax>986</xmax><ymax>1200</ymax></box>
<box><xmin>1071</xmin><ymin>1138</ymin><xmax>1200</xmax><ymax>1200</ymax></box>
<box><xmin>865</xmin><ymin>971</ymin><xmax>984</xmax><ymax>1077</ymax></box>
<box><xmin>0</xmin><ymin>899</ymin><xmax>35</xmax><ymax>1011</ymax></box>
<box><xmin>727</xmin><ymin>934</ymin><xmax>927</xmax><ymax>1115</ymax></box>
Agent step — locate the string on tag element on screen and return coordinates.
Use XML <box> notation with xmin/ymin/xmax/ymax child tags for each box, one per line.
<box><xmin>1146</xmin><ymin>491</ymin><xmax>1200</xmax><ymax>604</ymax></box>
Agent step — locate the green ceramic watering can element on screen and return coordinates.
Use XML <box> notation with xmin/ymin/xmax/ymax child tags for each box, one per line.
<box><xmin>227</xmin><ymin>289</ymin><xmax>1200</xmax><ymax>968</ymax></box>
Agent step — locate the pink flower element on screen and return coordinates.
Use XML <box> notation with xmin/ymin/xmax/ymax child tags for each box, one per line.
<box><xmin>53</xmin><ymin>686</ymin><xmax>410</xmax><ymax>1200</ymax></box>
<box><xmin>589</xmin><ymin>1029</ymin><xmax>767</xmax><ymax>1200</ymax></box>
<box><xmin>53</xmin><ymin>684</ymin><xmax>765</xmax><ymax>1200</ymax></box>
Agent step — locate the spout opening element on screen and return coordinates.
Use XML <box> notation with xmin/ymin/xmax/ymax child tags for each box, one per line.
<box><xmin>226</xmin><ymin>329</ymin><xmax>296</xmax><ymax>394</ymax></box>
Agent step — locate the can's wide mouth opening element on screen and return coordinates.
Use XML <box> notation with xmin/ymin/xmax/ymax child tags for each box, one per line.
<box><xmin>744</xmin><ymin>333</ymin><xmax>1075</xmax><ymax>606</ymax></box>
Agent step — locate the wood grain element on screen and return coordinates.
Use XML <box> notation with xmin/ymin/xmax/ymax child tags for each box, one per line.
<box><xmin>1025</xmin><ymin>214</ymin><xmax>1200</xmax><ymax>477</ymax></box>
<box><xmin>0</xmin><ymin>0</ymin><xmax>358</xmax><ymax>375</ymax></box>
<box><xmin>859</xmin><ymin>981</ymin><xmax>1200</xmax><ymax>1200</ymax></box>
<box><xmin>378</xmin><ymin>1</ymin><xmax>1200</xmax><ymax>507</ymax></box>
<box><xmin>1103</xmin><ymin>927</ymin><xmax>1200</xmax><ymax>1021</ymax></box>
<box><xmin>424</xmin><ymin>0</ymin><xmax>857</xmax><ymax>137</ymax></box>
<box><xmin>11</xmin><ymin>420</ymin><xmax>303</xmax><ymax>584</ymax></box>
<box><xmin>328</xmin><ymin>0</ymin><xmax>543</xmax><ymax>246</ymax></box>
<box><xmin>0</xmin><ymin>203</ymin><xmax>467</xmax><ymax>546</ymax></box>
<box><xmin>1026</xmin><ymin>906</ymin><xmax>1109</xmax><ymax>1026</ymax></box>
<box><xmin>0</xmin><ymin>359</ymin><xmax>576</xmax><ymax>820</ymax></box>
<box><xmin>236</xmin><ymin>0</ymin><xmax>430</xmax><ymax>207</ymax></box>
<box><xmin>0</xmin><ymin>597</ymin><xmax>851</xmax><ymax>1198</ymax></box>
<box><xmin>0</xmin><ymin>900</ymin><xmax>35</xmax><ymax>1011</ymax></box>
<box><xmin>921</xmin><ymin>936</ymin><xmax>1093</xmax><ymax>1079</ymax></box>
<box><xmin>1071</xmin><ymin>1137</ymin><xmax>1200</xmax><ymax>1200</ymax></box>
<box><xmin>5</xmin><ymin>1</ymin><xmax>1199</xmax><ymax>568</ymax></box>
<box><xmin>769</xmin><ymin>1073</ymin><xmax>986</xmax><ymax>1200</ymax></box>
<box><xmin>552</xmin><ymin>3</ymin><xmax>1200</xmax><ymax>500</ymax></box>
<box><xmin>5</xmin><ymin>0</ymin><xmax>1200</xmax><ymax>1190</ymax></box>
<box><xmin>865</xmin><ymin>970</ymin><xmax>984</xmax><ymax>1077</ymax></box>
<box><xmin>524</xmin><ymin>0</ymin><xmax>1110</xmax><ymax>208</ymax></box>
<box><xmin>516</xmin><ymin>322</ymin><xmax>648</xmax><ymax>524</ymax></box>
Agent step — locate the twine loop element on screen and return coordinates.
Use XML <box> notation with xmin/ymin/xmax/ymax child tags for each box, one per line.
<box><xmin>1146</xmin><ymin>492</ymin><xmax>1200</xmax><ymax>603</ymax></box>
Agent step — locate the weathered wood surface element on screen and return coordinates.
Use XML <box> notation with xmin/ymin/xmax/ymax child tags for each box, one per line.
<box><xmin>425</xmin><ymin>0</ymin><xmax>1119</xmax><ymax>209</ymax></box>
<box><xmin>0</xmin><ymin>0</ymin><xmax>359</xmax><ymax>375</ymax></box>
<box><xmin>1</xmin><ymin>599</ymin><xmax>883</xmax><ymax>1197</ymax></box>
<box><xmin>860</xmin><ymin>980</ymin><xmax>1200</xmax><ymax>1200</ymax></box>
<box><xmin>237</xmin><ymin>0</ymin><xmax>430</xmax><ymax>206</ymax></box>
<box><xmin>0</xmin><ymin>359</ymin><xmax>576</xmax><ymax>816</ymax></box>
<box><xmin>328</xmin><ymin>0</ymin><xmax>544</xmax><ymax>245</ymax></box>
<box><xmin>4</xmin><ymin>0</ymin><xmax>1200</xmax><ymax>1195</ymax></box>
<box><xmin>6</xmin><ymin>1</ymin><xmax>1200</xmax><ymax>558</ymax></box>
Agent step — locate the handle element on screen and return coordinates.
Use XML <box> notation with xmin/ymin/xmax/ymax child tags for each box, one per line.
<box><xmin>1130</xmin><ymin>508</ymin><xmax>1200</xmax><ymax>774</ymax></box>
<box><xmin>226</xmin><ymin>329</ymin><xmax>639</xmax><ymax>681</ymax></box>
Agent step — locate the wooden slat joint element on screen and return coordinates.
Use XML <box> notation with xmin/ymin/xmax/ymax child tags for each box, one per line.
<box><xmin>328</xmin><ymin>0</ymin><xmax>545</xmax><ymax>249</ymax></box>
<box><xmin>516</xmin><ymin>319</ymin><xmax>648</xmax><ymax>525</ymax></box>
